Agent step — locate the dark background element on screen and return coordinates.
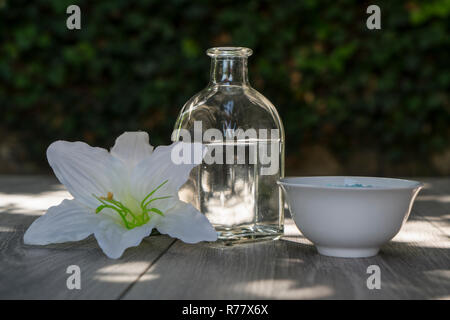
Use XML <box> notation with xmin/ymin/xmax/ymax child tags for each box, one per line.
<box><xmin>0</xmin><ymin>0</ymin><xmax>448</xmax><ymax>176</ymax></box>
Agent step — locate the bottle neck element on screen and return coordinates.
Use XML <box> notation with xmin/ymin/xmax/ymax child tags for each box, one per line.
<box><xmin>209</xmin><ymin>57</ymin><xmax>249</xmax><ymax>86</ymax></box>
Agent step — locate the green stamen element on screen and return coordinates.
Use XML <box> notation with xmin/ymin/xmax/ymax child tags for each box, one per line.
<box><xmin>149</xmin><ymin>207</ymin><xmax>164</xmax><ymax>216</ymax></box>
<box><xmin>144</xmin><ymin>196</ymin><xmax>172</xmax><ymax>209</ymax></box>
<box><xmin>140</xmin><ymin>180</ymin><xmax>169</xmax><ymax>210</ymax></box>
<box><xmin>93</xmin><ymin>180</ymin><xmax>171</xmax><ymax>230</ymax></box>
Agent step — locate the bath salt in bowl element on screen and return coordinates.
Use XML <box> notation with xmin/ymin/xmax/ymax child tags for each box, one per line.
<box><xmin>278</xmin><ymin>176</ymin><xmax>423</xmax><ymax>258</ymax></box>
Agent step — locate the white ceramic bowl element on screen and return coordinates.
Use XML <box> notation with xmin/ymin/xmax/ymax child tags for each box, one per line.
<box><xmin>278</xmin><ymin>176</ymin><xmax>423</xmax><ymax>258</ymax></box>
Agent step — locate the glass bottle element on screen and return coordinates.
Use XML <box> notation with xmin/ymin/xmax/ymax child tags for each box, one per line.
<box><xmin>173</xmin><ymin>47</ymin><xmax>285</xmax><ymax>243</ymax></box>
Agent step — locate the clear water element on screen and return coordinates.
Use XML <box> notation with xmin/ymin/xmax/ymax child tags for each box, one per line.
<box><xmin>180</xmin><ymin>140</ymin><xmax>284</xmax><ymax>243</ymax></box>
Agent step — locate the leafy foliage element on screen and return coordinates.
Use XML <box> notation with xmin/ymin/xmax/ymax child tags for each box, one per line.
<box><xmin>0</xmin><ymin>0</ymin><xmax>448</xmax><ymax>174</ymax></box>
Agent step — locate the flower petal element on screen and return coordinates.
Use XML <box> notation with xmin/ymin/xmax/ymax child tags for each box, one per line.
<box><xmin>47</xmin><ymin>140</ymin><xmax>120</xmax><ymax>208</ymax></box>
<box><xmin>131</xmin><ymin>142</ymin><xmax>205</xmax><ymax>202</ymax></box>
<box><xmin>24</xmin><ymin>199</ymin><xmax>98</xmax><ymax>245</ymax></box>
<box><xmin>94</xmin><ymin>218</ymin><xmax>155</xmax><ymax>259</ymax></box>
<box><xmin>110</xmin><ymin>132</ymin><xmax>154</xmax><ymax>168</ymax></box>
<box><xmin>156</xmin><ymin>201</ymin><xmax>217</xmax><ymax>243</ymax></box>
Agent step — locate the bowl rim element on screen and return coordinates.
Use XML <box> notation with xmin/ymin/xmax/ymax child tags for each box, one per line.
<box><xmin>277</xmin><ymin>176</ymin><xmax>423</xmax><ymax>191</ymax></box>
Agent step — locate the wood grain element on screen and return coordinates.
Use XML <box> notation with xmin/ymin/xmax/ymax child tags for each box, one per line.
<box><xmin>414</xmin><ymin>178</ymin><xmax>450</xmax><ymax>235</ymax></box>
<box><xmin>0</xmin><ymin>176</ymin><xmax>175</xmax><ymax>299</ymax></box>
<box><xmin>123</xmin><ymin>178</ymin><xmax>450</xmax><ymax>300</ymax></box>
<box><xmin>0</xmin><ymin>176</ymin><xmax>448</xmax><ymax>299</ymax></box>
<box><xmin>122</xmin><ymin>218</ymin><xmax>449</xmax><ymax>299</ymax></box>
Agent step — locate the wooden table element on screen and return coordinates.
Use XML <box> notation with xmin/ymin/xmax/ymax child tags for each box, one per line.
<box><xmin>0</xmin><ymin>176</ymin><xmax>448</xmax><ymax>299</ymax></box>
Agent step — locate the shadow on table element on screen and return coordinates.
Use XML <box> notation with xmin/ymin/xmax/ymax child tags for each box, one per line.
<box><xmin>0</xmin><ymin>217</ymin><xmax>449</xmax><ymax>299</ymax></box>
<box><xmin>114</xmin><ymin>235</ymin><xmax>450</xmax><ymax>300</ymax></box>
<box><xmin>0</xmin><ymin>176</ymin><xmax>448</xmax><ymax>299</ymax></box>
<box><xmin>0</xmin><ymin>175</ymin><xmax>63</xmax><ymax>195</ymax></box>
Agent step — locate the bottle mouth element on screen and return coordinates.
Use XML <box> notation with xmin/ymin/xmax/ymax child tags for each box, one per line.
<box><xmin>207</xmin><ymin>47</ymin><xmax>253</xmax><ymax>58</ymax></box>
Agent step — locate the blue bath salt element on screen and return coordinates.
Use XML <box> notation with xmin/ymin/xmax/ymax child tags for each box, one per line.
<box><xmin>326</xmin><ymin>183</ymin><xmax>374</xmax><ymax>188</ymax></box>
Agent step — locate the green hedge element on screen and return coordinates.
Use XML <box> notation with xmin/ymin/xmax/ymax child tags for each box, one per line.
<box><xmin>0</xmin><ymin>0</ymin><xmax>449</xmax><ymax>174</ymax></box>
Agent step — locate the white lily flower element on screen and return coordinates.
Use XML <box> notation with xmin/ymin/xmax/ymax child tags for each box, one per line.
<box><xmin>24</xmin><ymin>132</ymin><xmax>217</xmax><ymax>259</ymax></box>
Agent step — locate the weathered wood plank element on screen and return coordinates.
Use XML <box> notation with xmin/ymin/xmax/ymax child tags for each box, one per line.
<box><xmin>0</xmin><ymin>176</ymin><xmax>175</xmax><ymax>299</ymax></box>
<box><xmin>0</xmin><ymin>176</ymin><xmax>448</xmax><ymax>299</ymax></box>
<box><xmin>122</xmin><ymin>220</ymin><xmax>449</xmax><ymax>299</ymax></box>
<box><xmin>123</xmin><ymin>179</ymin><xmax>450</xmax><ymax>300</ymax></box>
<box><xmin>413</xmin><ymin>178</ymin><xmax>449</xmax><ymax>235</ymax></box>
